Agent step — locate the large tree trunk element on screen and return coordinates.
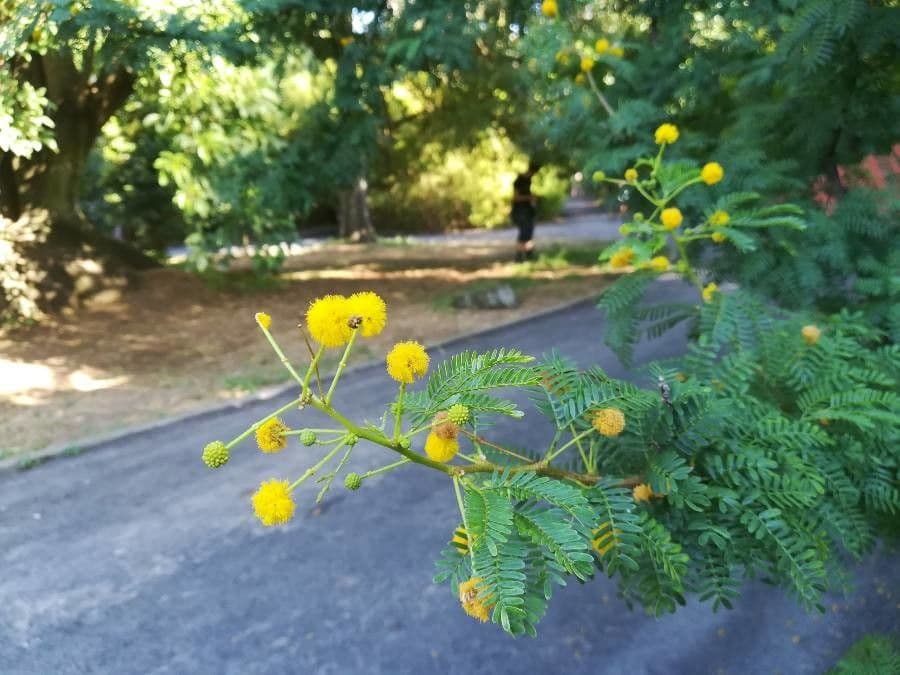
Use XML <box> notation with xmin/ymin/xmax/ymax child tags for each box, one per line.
<box><xmin>336</xmin><ymin>177</ymin><xmax>377</xmax><ymax>242</ymax></box>
<box><xmin>1</xmin><ymin>52</ymin><xmax>156</xmax><ymax>322</ymax></box>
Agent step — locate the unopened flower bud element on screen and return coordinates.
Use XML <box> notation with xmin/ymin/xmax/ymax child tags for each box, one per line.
<box><xmin>202</xmin><ymin>441</ymin><xmax>229</xmax><ymax>468</ymax></box>
<box><xmin>299</xmin><ymin>429</ymin><xmax>317</xmax><ymax>446</ymax></box>
<box><xmin>344</xmin><ymin>472</ymin><xmax>362</xmax><ymax>490</ymax></box>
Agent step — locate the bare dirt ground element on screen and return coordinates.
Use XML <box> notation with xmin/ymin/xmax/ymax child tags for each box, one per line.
<box><xmin>1</xmin><ymin>240</ymin><xmax>614</xmax><ymax>457</ymax></box>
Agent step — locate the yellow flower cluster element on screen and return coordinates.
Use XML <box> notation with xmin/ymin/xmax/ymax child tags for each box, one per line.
<box><xmin>624</xmin><ymin>168</ymin><xmax>638</xmax><ymax>183</ymax></box>
<box><xmin>595</xmin><ymin>38</ymin><xmax>610</xmax><ymax>54</ymax></box>
<box><xmin>702</xmin><ymin>282</ymin><xmax>718</xmax><ymax>303</ymax></box>
<box><xmin>306</xmin><ymin>291</ymin><xmax>387</xmax><ymax>348</ymax></box>
<box><xmin>541</xmin><ymin>0</ymin><xmax>557</xmax><ymax>18</ymax></box>
<box><xmin>661</xmin><ymin>207</ymin><xmax>683</xmax><ymax>230</ymax></box>
<box><xmin>710</xmin><ymin>210</ymin><xmax>730</xmax><ymax>226</ymax></box>
<box><xmin>386</xmin><ymin>340</ymin><xmax>430</xmax><ymax>384</ymax></box>
<box><xmin>256</xmin><ymin>417</ymin><xmax>290</xmax><ymax>453</ymax></box>
<box><xmin>255</xmin><ymin>312</ymin><xmax>272</xmax><ymax>330</ymax></box>
<box><xmin>701</xmin><ymin>162</ymin><xmax>724</xmax><ymax>185</ymax></box>
<box><xmin>347</xmin><ymin>291</ymin><xmax>388</xmax><ymax>337</ymax></box>
<box><xmin>592</xmin><ymin>407</ymin><xmax>625</xmax><ymax>437</ymax></box>
<box><xmin>609</xmin><ymin>248</ymin><xmax>634</xmax><ymax>269</ymax></box>
<box><xmin>425</xmin><ymin>432</ymin><xmax>459</xmax><ymax>462</ymax></box>
<box><xmin>654</xmin><ymin>123</ymin><xmax>679</xmax><ymax>145</ymax></box>
<box><xmin>801</xmin><ymin>325</ymin><xmax>821</xmax><ymax>345</ymax></box>
<box><xmin>632</xmin><ymin>483</ymin><xmax>653</xmax><ymax>502</ymax></box>
<box><xmin>458</xmin><ymin>577</ymin><xmax>493</xmax><ymax>622</ymax></box>
<box><xmin>252</xmin><ymin>479</ymin><xmax>296</xmax><ymax>526</ymax></box>
<box><xmin>647</xmin><ymin>256</ymin><xmax>670</xmax><ymax>272</ymax></box>
<box><xmin>580</xmin><ymin>55</ymin><xmax>594</xmax><ymax>73</ymax></box>
<box><xmin>711</xmin><ymin>232</ymin><xmax>727</xmax><ymax>243</ymax></box>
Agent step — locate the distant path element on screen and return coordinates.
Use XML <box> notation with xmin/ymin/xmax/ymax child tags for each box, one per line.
<box><xmin>1</xmin><ymin>290</ymin><xmax>897</xmax><ymax>674</ymax></box>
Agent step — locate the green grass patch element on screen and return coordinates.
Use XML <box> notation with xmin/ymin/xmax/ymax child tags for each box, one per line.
<box><xmin>515</xmin><ymin>243</ymin><xmax>607</xmax><ymax>272</ymax></box>
<box><xmin>829</xmin><ymin>634</ymin><xmax>900</xmax><ymax>674</ymax></box>
<box><xmin>198</xmin><ymin>269</ymin><xmax>285</xmax><ymax>294</ymax></box>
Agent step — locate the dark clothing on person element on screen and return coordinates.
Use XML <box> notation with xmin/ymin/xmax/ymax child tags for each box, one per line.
<box><xmin>512</xmin><ymin>173</ymin><xmax>536</xmax><ymax>243</ymax></box>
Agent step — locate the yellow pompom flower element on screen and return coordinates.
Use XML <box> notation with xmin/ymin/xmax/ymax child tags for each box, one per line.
<box><xmin>661</xmin><ymin>207</ymin><xmax>683</xmax><ymax>230</ymax></box>
<box><xmin>610</xmin><ymin>46</ymin><xmax>625</xmax><ymax>58</ymax></box>
<box><xmin>347</xmin><ymin>291</ymin><xmax>387</xmax><ymax>337</ymax></box>
<box><xmin>701</xmin><ymin>162</ymin><xmax>724</xmax><ymax>185</ymax></box>
<box><xmin>256</xmin><ymin>416</ymin><xmax>290</xmax><ymax>453</ymax></box>
<box><xmin>580</xmin><ymin>55</ymin><xmax>595</xmax><ymax>73</ymax></box>
<box><xmin>306</xmin><ymin>294</ymin><xmax>352</xmax><ymax>348</ymax></box>
<box><xmin>654</xmin><ymin>123</ymin><xmax>679</xmax><ymax>145</ymax></box>
<box><xmin>592</xmin><ymin>407</ymin><xmax>625</xmax><ymax>437</ymax></box>
<box><xmin>609</xmin><ymin>247</ymin><xmax>634</xmax><ymax>269</ymax></box>
<box><xmin>386</xmin><ymin>340</ymin><xmax>430</xmax><ymax>384</ymax></box>
<box><xmin>624</xmin><ymin>168</ymin><xmax>638</xmax><ymax>183</ymax></box>
<box><xmin>711</xmin><ymin>232</ymin><xmax>727</xmax><ymax>243</ymax></box>
<box><xmin>647</xmin><ymin>256</ymin><xmax>670</xmax><ymax>272</ymax></box>
<box><xmin>252</xmin><ymin>479</ymin><xmax>296</xmax><ymax>526</ymax></box>
<box><xmin>595</xmin><ymin>38</ymin><xmax>610</xmax><ymax>54</ymax></box>
<box><xmin>801</xmin><ymin>325</ymin><xmax>821</xmax><ymax>345</ymax></box>
<box><xmin>459</xmin><ymin>577</ymin><xmax>493</xmax><ymax>622</ymax></box>
<box><xmin>633</xmin><ymin>483</ymin><xmax>653</xmax><ymax>503</ymax></box>
<box><xmin>541</xmin><ymin>0</ymin><xmax>557</xmax><ymax>18</ymax></box>
<box><xmin>255</xmin><ymin>312</ymin><xmax>272</xmax><ymax>330</ymax></box>
<box><xmin>710</xmin><ymin>210</ymin><xmax>730</xmax><ymax>226</ymax></box>
<box><xmin>425</xmin><ymin>432</ymin><xmax>459</xmax><ymax>463</ymax></box>
<box><xmin>702</xmin><ymin>282</ymin><xmax>719</xmax><ymax>303</ymax></box>
<box><xmin>592</xmin><ymin>523</ymin><xmax>621</xmax><ymax>556</ymax></box>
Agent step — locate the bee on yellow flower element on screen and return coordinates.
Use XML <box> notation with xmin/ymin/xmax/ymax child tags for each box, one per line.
<box><xmin>580</xmin><ymin>55</ymin><xmax>594</xmax><ymax>73</ymax></box>
<box><xmin>386</xmin><ymin>341</ymin><xmax>430</xmax><ymax>384</ymax></box>
<box><xmin>592</xmin><ymin>407</ymin><xmax>625</xmax><ymax>437</ymax></box>
<box><xmin>458</xmin><ymin>577</ymin><xmax>493</xmax><ymax>622</ymax></box>
<box><xmin>633</xmin><ymin>483</ymin><xmax>653</xmax><ymax>502</ymax></box>
<box><xmin>661</xmin><ymin>207</ymin><xmax>683</xmax><ymax>230</ymax></box>
<box><xmin>609</xmin><ymin>248</ymin><xmax>634</xmax><ymax>269</ymax></box>
<box><xmin>541</xmin><ymin>0</ymin><xmax>558</xmax><ymax>18</ymax></box>
<box><xmin>594</xmin><ymin>38</ymin><xmax>610</xmax><ymax>54</ymax></box>
<box><xmin>256</xmin><ymin>417</ymin><xmax>290</xmax><ymax>453</ymax></box>
<box><xmin>306</xmin><ymin>294</ymin><xmax>352</xmax><ymax>348</ymax></box>
<box><xmin>252</xmin><ymin>479</ymin><xmax>296</xmax><ymax>526</ymax></box>
<box><xmin>654</xmin><ymin>123</ymin><xmax>679</xmax><ymax>145</ymax></box>
<box><xmin>702</xmin><ymin>282</ymin><xmax>719</xmax><ymax>303</ymax></box>
<box><xmin>710</xmin><ymin>210</ymin><xmax>730</xmax><ymax>227</ymax></box>
<box><xmin>701</xmin><ymin>162</ymin><xmax>724</xmax><ymax>185</ymax></box>
<box><xmin>801</xmin><ymin>325</ymin><xmax>821</xmax><ymax>345</ymax></box>
<box><xmin>347</xmin><ymin>291</ymin><xmax>387</xmax><ymax>337</ymax></box>
<box><xmin>624</xmin><ymin>168</ymin><xmax>638</xmax><ymax>183</ymax></box>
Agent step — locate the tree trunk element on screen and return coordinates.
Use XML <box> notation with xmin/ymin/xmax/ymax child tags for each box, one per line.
<box><xmin>336</xmin><ymin>177</ymin><xmax>377</xmax><ymax>242</ymax></box>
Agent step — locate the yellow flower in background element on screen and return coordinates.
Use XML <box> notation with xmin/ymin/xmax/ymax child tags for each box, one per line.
<box><xmin>647</xmin><ymin>256</ymin><xmax>670</xmax><ymax>272</ymax></box>
<box><xmin>654</xmin><ymin>123</ymin><xmax>679</xmax><ymax>145</ymax></box>
<box><xmin>252</xmin><ymin>479</ymin><xmax>296</xmax><ymax>526</ymax></box>
<box><xmin>701</xmin><ymin>162</ymin><xmax>724</xmax><ymax>185</ymax></box>
<box><xmin>633</xmin><ymin>483</ymin><xmax>653</xmax><ymax>502</ymax></box>
<box><xmin>592</xmin><ymin>407</ymin><xmax>625</xmax><ymax>437</ymax></box>
<box><xmin>624</xmin><ymin>168</ymin><xmax>638</xmax><ymax>183</ymax></box>
<box><xmin>609</xmin><ymin>248</ymin><xmax>634</xmax><ymax>269</ymax></box>
<box><xmin>307</xmin><ymin>294</ymin><xmax>352</xmax><ymax>347</ymax></box>
<box><xmin>256</xmin><ymin>417</ymin><xmax>290</xmax><ymax>453</ymax></box>
<box><xmin>425</xmin><ymin>432</ymin><xmax>459</xmax><ymax>462</ymax></box>
<box><xmin>386</xmin><ymin>341</ymin><xmax>430</xmax><ymax>384</ymax></box>
<box><xmin>347</xmin><ymin>291</ymin><xmax>387</xmax><ymax>337</ymax></box>
<box><xmin>801</xmin><ymin>325</ymin><xmax>821</xmax><ymax>345</ymax></box>
<box><xmin>595</xmin><ymin>38</ymin><xmax>610</xmax><ymax>54</ymax></box>
<box><xmin>459</xmin><ymin>577</ymin><xmax>493</xmax><ymax>622</ymax></box>
<box><xmin>580</xmin><ymin>55</ymin><xmax>595</xmax><ymax>73</ymax></box>
<box><xmin>661</xmin><ymin>207</ymin><xmax>683</xmax><ymax>230</ymax></box>
<box><xmin>339</xmin><ymin>36</ymin><xmax>354</xmax><ymax>46</ymax></box>
<box><xmin>255</xmin><ymin>312</ymin><xmax>271</xmax><ymax>330</ymax></box>
<box><xmin>592</xmin><ymin>523</ymin><xmax>621</xmax><ymax>556</ymax></box>
<box><xmin>702</xmin><ymin>282</ymin><xmax>719</xmax><ymax>303</ymax></box>
<box><xmin>710</xmin><ymin>210</ymin><xmax>730</xmax><ymax>227</ymax></box>
<box><xmin>574</xmin><ymin>73</ymin><xmax>586</xmax><ymax>85</ymax></box>
<box><xmin>541</xmin><ymin>0</ymin><xmax>558</xmax><ymax>18</ymax></box>
<box><xmin>610</xmin><ymin>46</ymin><xmax>625</xmax><ymax>58</ymax></box>
<box><xmin>711</xmin><ymin>232</ymin><xmax>727</xmax><ymax>243</ymax></box>
<box><xmin>555</xmin><ymin>49</ymin><xmax>570</xmax><ymax>65</ymax></box>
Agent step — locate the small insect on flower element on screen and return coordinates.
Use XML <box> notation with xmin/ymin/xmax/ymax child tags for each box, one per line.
<box><xmin>306</xmin><ymin>294</ymin><xmax>352</xmax><ymax>348</ymax></box>
<box><xmin>801</xmin><ymin>325</ymin><xmax>821</xmax><ymax>345</ymax></box>
<box><xmin>255</xmin><ymin>312</ymin><xmax>272</xmax><ymax>330</ymax></box>
<box><xmin>580</xmin><ymin>56</ymin><xmax>595</xmax><ymax>73</ymax></box>
<box><xmin>711</xmin><ymin>232</ymin><xmax>727</xmax><ymax>243</ymax></box>
<box><xmin>541</xmin><ymin>0</ymin><xmax>558</xmax><ymax>18</ymax></box>
<box><xmin>458</xmin><ymin>577</ymin><xmax>493</xmax><ymax>622</ymax></box>
<box><xmin>702</xmin><ymin>282</ymin><xmax>719</xmax><ymax>303</ymax></box>
<box><xmin>592</xmin><ymin>407</ymin><xmax>625</xmax><ymax>437</ymax></box>
<box><xmin>701</xmin><ymin>162</ymin><xmax>724</xmax><ymax>185</ymax></box>
<box><xmin>647</xmin><ymin>256</ymin><xmax>670</xmax><ymax>272</ymax></box>
<box><xmin>609</xmin><ymin>247</ymin><xmax>634</xmax><ymax>269</ymax></box>
<box><xmin>624</xmin><ymin>168</ymin><xmax>638</xmax><ymax>183</ymax></box>
<box><xmin>595</xmin><ymin>38</ymin><xmax>610</xmax><ymax>54</ymax></box>
<box><xmin>425</xmin><ymin>431</ymin><xmax>459</xmax><ymax>463</ymax></box>
<box><xmin>386</xmin><ymin>341</ymin><xmax>430</xmax><ymax>384</ymax></box>
<box><xmin>252</xmin><ymin>479</ymin><xmax>296</xmax><ymax>526</ymax></box>
<box><xmin>256</xmin><ymin>417</ymin><xmax>290</xmax><ymax>453</ymax></box>
<box><xmin>202</xmin><ymin>441</ymin><xmax>229</xmax><ymax>468</ymax></box>
<box><xmin>346</xmin><ymin>291</ymin><xmax>387</xmax><ymax>337</ymax></box>
<box><xmin>710</xmin><ymin>210</ymin><xmax>730</xmax><ymax>227</ymax></box>
<box><xmin>654</xmin><ymin>123</ymin><xmax>679</xmax><ymax>145</ymax></box>
<box><xmin>633</xmin><ymin>483</ymin><xmax>654</xmax><ymax>503</ymax></box>
<box><xmin>661</xmin><ymin>207</ymin><xmax>683</xmax><ymax>230</ymax></box>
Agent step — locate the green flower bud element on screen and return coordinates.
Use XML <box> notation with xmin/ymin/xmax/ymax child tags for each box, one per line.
<box><xmin>345</xmin><ymin>433</ymin><xmax>359</xmax><ymax>447</ymax></box>
<box><xmin>344</xmin><ymin>472</ymin><xmax>362</xmax><ymax>490</ymax></box>
<box><xmin>592</xmin><ymin>170</ymin><xmax>606</xmax><ymax>183</ymax></box>
<box><xmin>398</xmin><ymin>437</ymin><xmax>411</xmax><ymax>450</ymax></box>
<box><xmin>447</xmin><ymin>403</ymin><xmax>470</xmax><ymax>426</ymax></box>
<box><xmin>634</xmin><ymin>212</ymin><xmax>644</xmax><ymax>222</ymax></box>
<box><xmin>202</xmin><ymin>441</ymin><xmax>229</xmax><ymax>469</ymax></box>
<box><xmin>299</xmin><ymin>429</ymin><xmax>317</xmax><ymax>446</ymax></box>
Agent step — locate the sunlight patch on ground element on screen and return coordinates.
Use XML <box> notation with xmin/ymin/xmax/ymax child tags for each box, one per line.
<box><xmin>0</xmin><ymin>358</ymin><xmax>129</xmax><ymax>402</ymax></box>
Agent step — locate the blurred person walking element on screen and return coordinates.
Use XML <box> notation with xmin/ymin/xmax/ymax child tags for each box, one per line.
<box><xmin>512</xmin><ymin>162</ymin><xmax>539</xmax><ymax>262</ymax></box>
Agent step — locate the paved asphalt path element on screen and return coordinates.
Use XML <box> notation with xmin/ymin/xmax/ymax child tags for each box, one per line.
<box><xmin>1</xmin><ymin>285</ymin><xmax>898</xmax><ymax>674</ymax></box>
